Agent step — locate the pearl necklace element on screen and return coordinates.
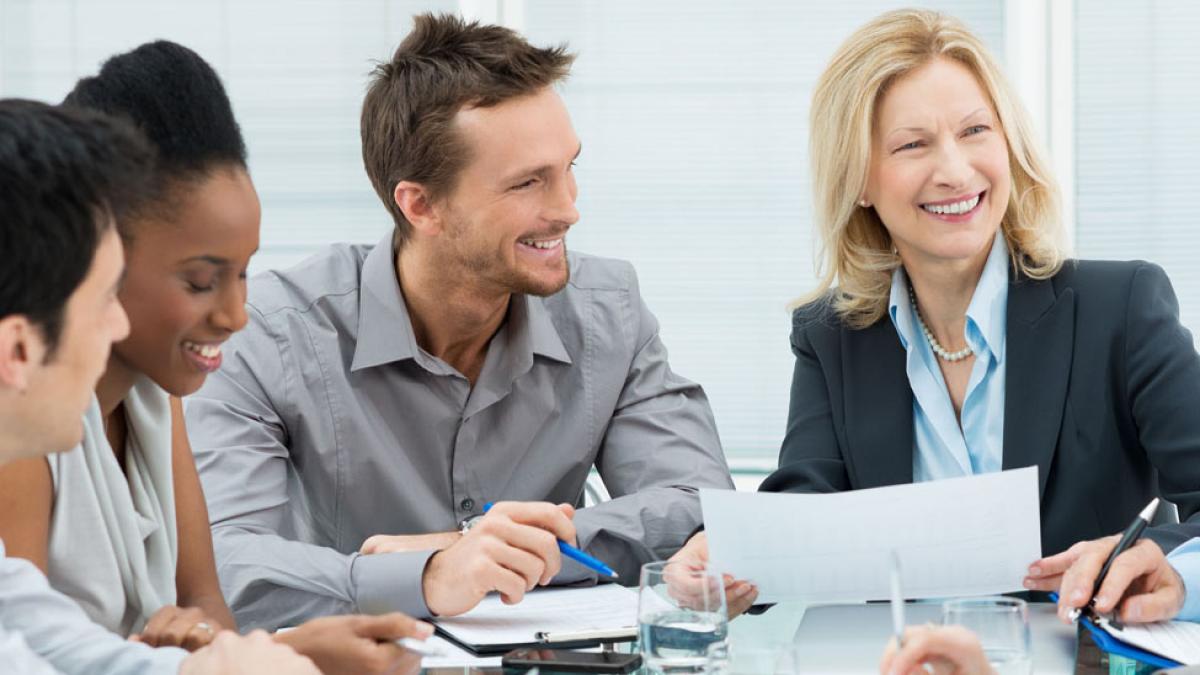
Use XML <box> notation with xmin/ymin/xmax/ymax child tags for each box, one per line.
<box><xmin>908</xmin><ymin>286</ymin><xmax>973</xmax><ymax>362</ymax></box>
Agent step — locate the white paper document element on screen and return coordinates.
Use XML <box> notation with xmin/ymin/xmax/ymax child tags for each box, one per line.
<box><xmin>1102</xmin><ymin>617</ymin><xmax>1200</xmax><ymax>665</ymax></box>
<box><xmin>433</xmin><ymin>584</ymin><xmax>639</xmax><ymax>652</ymax></box>
<box><xmin>702</xmin><ymin>467</ymin><xmax>1042</xmax><ymax>604</ymax></box>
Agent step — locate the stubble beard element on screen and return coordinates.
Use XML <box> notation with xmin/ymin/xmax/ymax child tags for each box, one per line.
<box><xmin>445</xmin><ymin>218</ymin><xmax>570</xmax><ymax>298</ymax></box>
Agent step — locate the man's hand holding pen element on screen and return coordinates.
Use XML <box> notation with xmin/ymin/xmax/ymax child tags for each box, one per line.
<box><xmin>1027</xmin><ymin>536</ymin><xmax>1185</xmax><ymax>624</ymax></box>
<box><xmin>1023</xmin><ymin>499</ymin><xmax>1186</xmax><ymax>625</ymax></box>
<box><xmin>422</xmin><ymin>501</ymin><xmax>577</xmax><ymax>617</ymax></box>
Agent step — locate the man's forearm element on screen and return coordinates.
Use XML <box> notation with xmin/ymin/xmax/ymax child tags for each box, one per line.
<box><xmin>212</xmin><ymin>527</ymin><xmax>437</xmax><ymax>629</ymax></box>
<box><xmin>567</xmin><ymin>487</ymin><xmax>705</xmax><ymax>581</ymax></box>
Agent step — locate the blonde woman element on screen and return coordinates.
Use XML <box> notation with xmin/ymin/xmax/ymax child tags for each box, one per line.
<box><xmin>673</xmin><ymin>8</ymin><xmax>1200</xmax><ymax>633</ymax></box>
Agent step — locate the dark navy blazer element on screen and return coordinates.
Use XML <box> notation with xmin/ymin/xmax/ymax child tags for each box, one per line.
<box><xmin>761</xmin><ymin>260</ymin><xmax>1200</xmax><ymax>556</ymax></box>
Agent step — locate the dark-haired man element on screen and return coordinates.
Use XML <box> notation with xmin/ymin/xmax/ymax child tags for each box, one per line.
<box><xmin>188</xmin><ymin>13</ymin><xmax>733</xmax><ymax>628</ymax></box>
<box><xmin>0</xmin><ymin>100</ymin><xmax>319</xmax><ymax>675</ymax></box>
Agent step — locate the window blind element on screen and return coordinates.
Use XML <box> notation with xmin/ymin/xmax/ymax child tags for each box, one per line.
<box><xmin>1075</xmin><ymin>1</ymin><xmax>1200</xmax><ymax>332</ymax></box>
<box><xmin>0</xmin><ymin>0</ymin><xmax>1005</xmax><ymax>459</ymax></box>
<box><xmin>519</xmin><ymin>0</ymin><xmax>1004</xmax><ymax>457</ymax></box>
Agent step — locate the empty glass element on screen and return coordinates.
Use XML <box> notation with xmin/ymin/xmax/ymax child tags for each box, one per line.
<box><xmin>942</xmin><ymin>597</ymin><xmax>1032</xmax><ymax>675</ymax></box>
<box><xmin>638</xmin><ymin>560</ymin><xmax>730</xmax><ymax>673</ymax></box>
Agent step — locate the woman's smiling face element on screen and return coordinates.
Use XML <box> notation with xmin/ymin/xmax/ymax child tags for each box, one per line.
<box><xmin>864</xmin><ymin>56</ymin><xmax>1011</xmax><ymax>271</ymax></box>
<box><xmin>113</xmin><ymin>166</ymin><xmax>260</xmax><ymax>396</ymax></box>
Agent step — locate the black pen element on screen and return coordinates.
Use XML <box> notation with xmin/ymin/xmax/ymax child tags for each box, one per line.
<box><xmin>1071</xmin><ymin>497</ymin><xmax>1160</xmax><ymax>622</ymax></box>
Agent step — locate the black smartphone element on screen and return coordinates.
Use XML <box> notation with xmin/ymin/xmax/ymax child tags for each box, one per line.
<box><xmin>501</xmin><ymin>648</ymin><xmax>642</xmax><ymax>673</ymax></box>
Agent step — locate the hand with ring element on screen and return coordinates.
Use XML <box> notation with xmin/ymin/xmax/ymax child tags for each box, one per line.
<box><xmin>130</xmin><ymin>605</ymin><xmax>227</xmax><ymax>651</ymax></box>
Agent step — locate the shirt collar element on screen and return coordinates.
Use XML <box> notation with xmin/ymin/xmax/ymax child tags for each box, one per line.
<box><xmin>889</xmin><ymin>266</ymin><xmax>916</xmax><ymax>351</ymax></box>
<box><xmin>964</xmin><ymin>233</ymin><xmax>1009</xmax><ymax>360</ymax></box>
<box><xmin>351</xmin><ymin>234</ymin><xmax>421</xmax><ymax>372</ymax></box>
<box><xmin>888</xmin><ymin>233</ymin><xmax>1010</xmax><ymax>359</ymax></box>
<box><xmin>351</xmin><ymin>234</ymin><xmax>572</xmax><ymax>372</ymax></box>
<box><xmin>517</xmin><ymin>293</ymin><xmax>573</xmax><ymax>365</ymax></box>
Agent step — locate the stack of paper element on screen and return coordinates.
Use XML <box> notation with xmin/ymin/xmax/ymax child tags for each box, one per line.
<box><xmin>1100</xmin><ymin>616</ymin><xmax>1200</xmax><ymax>665</ymax></box>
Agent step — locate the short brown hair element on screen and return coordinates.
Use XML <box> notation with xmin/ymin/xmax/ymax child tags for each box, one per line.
<box><xmin>361</xmin><ymin>13</ymin><xmax>575</xmax><ymax>247</ymax></box>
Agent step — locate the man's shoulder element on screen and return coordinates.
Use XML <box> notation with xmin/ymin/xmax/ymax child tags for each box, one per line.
<box><xmin>539</xmin><ymin>252</ymin><xmax>645</xmax><ymax>349</ymax></box>
<box><xmin>247</xmin><ymin>242</ymin><xmax>372</xmax><ymax>318</ymax></box>
<box><xmin>564</xmin><ymin>251</ymin><xmax>638</xmax><ymax>293</ymax></box>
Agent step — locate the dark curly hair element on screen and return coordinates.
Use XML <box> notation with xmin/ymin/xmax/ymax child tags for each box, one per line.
<box><xmin>63</xmin><ymin>40</ymin><xmax>246</xmax><ymax>225</ymax></box>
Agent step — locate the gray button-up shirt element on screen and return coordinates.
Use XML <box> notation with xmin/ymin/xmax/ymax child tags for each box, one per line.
<box><xmin>186</xmin><ymin>235</ymin><xmax>732</xmax><ymax>630</ymax></box>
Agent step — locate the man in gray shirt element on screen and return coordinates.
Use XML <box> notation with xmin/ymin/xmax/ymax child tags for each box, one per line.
<box><xmin>186</xmin><ymin>13</ymin><xmax>733</xmax><ymax>629</ymax></box>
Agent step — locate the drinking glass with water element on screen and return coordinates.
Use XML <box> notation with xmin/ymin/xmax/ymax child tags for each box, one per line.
<box><xmin>638</xmin><ymin>560</ymin><xmax>729</xmax><ymax>673</ymax></box>
<box><xmin>942</xmin><ymin>597</ymin><xmax>1032</xmax><ymax>675</ymax></box>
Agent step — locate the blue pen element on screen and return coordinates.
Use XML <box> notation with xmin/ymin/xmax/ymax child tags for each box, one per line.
<box><xmin>483</xmin><ymin>502</ymin><xmax>619</xmax><ymax>578</ymax></box>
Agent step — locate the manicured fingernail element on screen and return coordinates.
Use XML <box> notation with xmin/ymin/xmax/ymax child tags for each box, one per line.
<box><xmin>1096</xmin><ymin>595</ymin><xmax>1111</xmax><ymax>609</ymax></box>
<box><xmin>1071</xmin><ymin>589</ymin><xmax>1086</xmax><ymax>603</ymax></box>
<box><xmin>1023</xmin><ymin>578</ymin><xmax>1034</xmax><ymax>589</ymax></box>
<box><xmin>1029</xmin><ymin>565</ymin><xmax>1041</xmax><ymax>575</ymax></box>
<box><xmin>416</xmin><ymin>622</ymin><xmax>434</xmax><ymax>638</ymax></box>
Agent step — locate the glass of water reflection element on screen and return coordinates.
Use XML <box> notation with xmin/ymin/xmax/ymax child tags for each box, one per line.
<box><xmin>638</xmin><ymin>560</ymin><xmax>730</xmax><ymax>674</ymax></box>
<box><xmin>942</xmin><ymin>597</ymin><xmax>1032</xmax><ymax>675</ymax></box>
<box><xmin>726</xmin><ymin>642</ymin><xmax>799</xmax><ymax>675</ymax></box>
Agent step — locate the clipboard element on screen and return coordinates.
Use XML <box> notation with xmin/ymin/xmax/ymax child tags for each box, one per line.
<box><xmin>433</xmin><ymin>624</ymin><xmax>637</xmax><ymax>656</ymax></box>
<box><xmin>1049</xmin><ymin>592</ymin><xmax>1182</xmax><ymax>670</ymax></box>
<box><xmin>431</xmin><ymin>585</ymin><xmax>640</xmax><ymax>656</ymax></box>
<box><xmin>1078</xmin><ymin>613</ymin><xmax>1181</xmax><ymax>670</ymax></box>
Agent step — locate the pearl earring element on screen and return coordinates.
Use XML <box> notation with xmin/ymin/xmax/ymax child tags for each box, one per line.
<box><xmin>858</xmin><ymin>199</ymin><xmax>870</xmax><ymax>208</ymax></box>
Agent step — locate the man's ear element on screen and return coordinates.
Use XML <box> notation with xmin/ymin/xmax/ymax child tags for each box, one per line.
<box><xmin>393</xmin><ymin>181</ymin><xmax>445</xmax><ymax>238</ymax></box>
<box><xmin>0</xmin><ymin>315</ymin><xmax>45</xmax><ymax>393</ymax></box>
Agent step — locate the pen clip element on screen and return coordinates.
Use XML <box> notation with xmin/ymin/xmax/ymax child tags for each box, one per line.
<box><xmin>1089</xmin><ymin>604</ymin><xmax>1123</xmax><ymax>631</ymax></box>
<box><xmin>535</xmin><ymin>626</ymin><xmax>638</xmax><ymax>644</ymax></box>
<box><xmin>1051</xmin><ymin>591</ymin><xmax>1122</xmax><ymax>630</ymax></box>
<box><xmin>1069</xmin><ymin>602</ymin><xmax>1121</xmax><ymax>632</ymax></box>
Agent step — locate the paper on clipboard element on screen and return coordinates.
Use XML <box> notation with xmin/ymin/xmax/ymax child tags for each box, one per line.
<box><xmin>432</xmin><ymin>584</ymin><xmax>638</xmax><ymax>654</ymax></box>
<box><xmin>1099</xmin><ymin>616</ymin><xmax>1200</xmax><ymax>666</ymax></box>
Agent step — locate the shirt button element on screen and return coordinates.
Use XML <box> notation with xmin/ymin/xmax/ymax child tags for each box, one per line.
<box><xmin>460</xmin><ymin>498</ymin><xmax>475</xmax><ymax>512</ymax></box>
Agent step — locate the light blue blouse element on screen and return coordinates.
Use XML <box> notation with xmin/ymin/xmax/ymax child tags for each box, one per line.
<box><xmin>1168</xmin><ymin>539</ymin><xmax>1200</xmax><ymax>621</ymax></box>
<box><xmin>887</xmin><ymin>234</ymin><xmax>1009</xmax><ymax>482</ymax></box>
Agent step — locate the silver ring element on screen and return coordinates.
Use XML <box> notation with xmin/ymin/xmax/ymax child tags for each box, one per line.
<box><xmin>193</xmin><ymin>621</ymin><xmax>214</xmax><ymax>636</ymax></box>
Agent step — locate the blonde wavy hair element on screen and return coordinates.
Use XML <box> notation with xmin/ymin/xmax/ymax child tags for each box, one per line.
<box><xmin>802</xmin><ymin>8</ymin><xmax>1066</xmax><ymax>329</ymax></box>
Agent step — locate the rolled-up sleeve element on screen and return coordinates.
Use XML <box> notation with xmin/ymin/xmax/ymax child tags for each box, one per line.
<box><xmin>569</xmin><ymin>267</ymin><xmax>733</xmax><ymax>581</ymax></box>
<box><xmin>187</xmin><ymin>305</ymin><xmax>433</xmax><ymax>629</ymax></box>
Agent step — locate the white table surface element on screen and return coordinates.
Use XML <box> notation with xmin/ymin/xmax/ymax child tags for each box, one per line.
<box><xmin>727</xmin><ymin>601</ymin><xmax>1076</xmax><ymax>674</ymax></box>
